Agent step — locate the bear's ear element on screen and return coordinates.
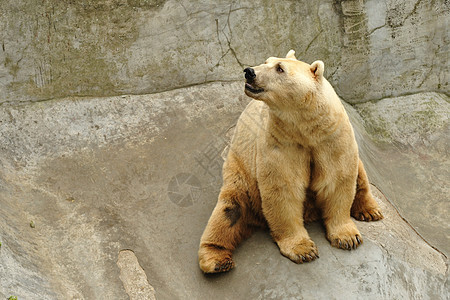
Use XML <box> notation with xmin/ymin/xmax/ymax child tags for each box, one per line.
<box><xmin>285</xmin><ymin>50</ymin><xmax>297</xmax><ymax>60</ymax></box>
<box><xmin>310</xmin><ymin>60</ymin><xmax>324</xmax><ymax>78</ymax></box>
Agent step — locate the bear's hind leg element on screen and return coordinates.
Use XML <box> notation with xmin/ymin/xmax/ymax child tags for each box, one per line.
<box><xmin>198</xmin><ymin>188</ymin><xmax>254</xmax><ymax>273</ymax></box>
<box><xmin>303</xmin><ymin>189</ymin><xmax>321</xmax><ymax>224</ymax></box>
<box><xmin>351</xmin><ymin>159</ymin><xmax>384</xmax><ymax>221</ymax></box>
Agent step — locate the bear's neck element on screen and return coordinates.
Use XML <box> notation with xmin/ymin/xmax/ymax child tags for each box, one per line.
<box><xmin>267</xmin><ymin>95</ymin><xmax>344</xmax><ymax>147</ymax></box>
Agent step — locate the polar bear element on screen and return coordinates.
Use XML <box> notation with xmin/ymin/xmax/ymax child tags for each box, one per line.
<box><xmin>198</xmin><ymin>50</ymin><xmax>383</xmax><ymax>273</ymax></box>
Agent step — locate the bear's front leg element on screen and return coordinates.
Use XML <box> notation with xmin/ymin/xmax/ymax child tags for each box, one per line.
<box><xmin>314</xmin><ymin>170</ymin><xmax>363</xmax><ymax>250</ymax></box>
<box><xmin>311</xmin><ymin>141</ymin><xmax>364</xmax><ymax>250</ymax></box>
<box><xmin>316</xmin><ymin>184</ymin><xmax>363</xmax><ymax>250</ymax></box>
<box><xmin>259</xmin><ymin>171</ymin><xmax>319</xmax><ymax>264</ymax></box>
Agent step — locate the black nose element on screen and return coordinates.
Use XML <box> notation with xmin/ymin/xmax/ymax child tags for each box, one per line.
<box><xmin>244</xmin><ymin>67</ymin><xmax>256</xmax><ymax>82</ymax></box>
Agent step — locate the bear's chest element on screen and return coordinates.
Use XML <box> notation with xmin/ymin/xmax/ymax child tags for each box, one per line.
<box><xmin>257</xmin><ymin>143</ymin><xmax>312</xmax><ymax>185</ymax></box>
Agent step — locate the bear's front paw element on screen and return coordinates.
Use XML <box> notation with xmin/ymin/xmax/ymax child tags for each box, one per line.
<box><xmin>278</xmin><ymin>238</ymin><xmax>319</xmax><ymax>264</ymax></box>
<box><xmin>327</xmin><ymin>222</ymin><xmax>362</xmax><ymax>250</ymax></box>
<box><xmin>198</xmin><ymin>246</ymin><xmax>235</xmax><ymax>273</ymax></box>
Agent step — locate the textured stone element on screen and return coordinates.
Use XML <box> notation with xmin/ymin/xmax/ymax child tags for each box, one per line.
<box><xmin>341</xmin><ymin>0</ymin><xmax>365</xmax><ymax>16</ymax></box>
<box><xmin>117</xmin><ymin>250</ymin><xmax>156</xmax><ymax>300</ymax></box>
<box><xmin>354</xmin><ymin>92</ymin><xmax>449</xmax><ymax>148</ymax></box>
<box><xmin>0</xmin><ymin>83</ymin><xmax>448</xmax><ymax>298</ymax></box>
<box><xmin>352</xmin><ymin>92</ymin><xmax>450</xmax><ymax>256</ymax></box>
<box><xmin>0</xmin><ymin>0</ymin><xmax>448</xmax><ymax>105</ymax></box>
<box><xmin>0</xmin><ymin>0</ymin><xmax>448</xmax><ymax>298</ymax></box>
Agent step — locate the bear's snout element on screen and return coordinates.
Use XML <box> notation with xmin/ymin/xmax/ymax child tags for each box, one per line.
<box><xmin>244</xmin><ymin>67</ymin><xmax>256</xmax><ymax>83</ymax></box>
<box><xmin>244</xmin><ymin>67</ymin><xmax>264</xmax><ymax>95</ymax></box>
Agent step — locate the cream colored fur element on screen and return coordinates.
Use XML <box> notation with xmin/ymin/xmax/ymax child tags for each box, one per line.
<box><xmin>198</xmin><ymin>50</ymin><xmax>383</xmax><ymax>273</ymax></box>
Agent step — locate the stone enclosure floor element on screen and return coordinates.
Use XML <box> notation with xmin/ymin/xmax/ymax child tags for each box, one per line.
<box><xmin>0</xmin><ymin>82</ymin><xmax>448</xmax><ymax>299</ymax></box>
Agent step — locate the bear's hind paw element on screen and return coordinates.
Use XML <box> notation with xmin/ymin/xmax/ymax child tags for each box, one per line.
<box><xmin>200</xmin><ymin>257</ymin><xmax>234</xmax><ymax>274</ymax></box>
<box><xmin>213</xmin><ymin>258</ymin><xmax>234</xmax><ymax>273</ymax></box>
<box><xmin>199</xmin><ymin>247</ymin><xmax>235</xmax><ymax>273</ymax></box>
<box><xmin>352</xmin><ymin>208</ymin><xmax>384</xmax><ymax>222</ymax></box>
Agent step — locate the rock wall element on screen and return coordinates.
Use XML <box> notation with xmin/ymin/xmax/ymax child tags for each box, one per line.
<box><xmin>349</xmin><ymin>92</ymin><xmax>450</xmax><ymax>256</ymax></box>
<box><xmin>1</xmin><ymin>0</ymin><xmax>448</xmax><ymax>105</ymax></box>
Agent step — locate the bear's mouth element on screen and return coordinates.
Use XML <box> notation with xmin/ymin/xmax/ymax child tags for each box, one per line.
<box><xmin>245</xmin><ymin>82</ymin><xmax>264</xmax><ymax>94</ymax></box>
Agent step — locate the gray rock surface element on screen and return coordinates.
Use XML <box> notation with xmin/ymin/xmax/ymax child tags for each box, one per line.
<box><xmin>1</xmin><ymin>0</ymin><xmax>448</xmax><ymax>105</ymax></box>
<box><xmin>0</xmin><ymin>0</ymin><xmax>448</xmax><ymax>298</ymax></box>
<box><xmin>351</xmin><ymin>92</ymin><xmax>449</xmax><ymax>256</ymax></box>
<box><xmin>0</xmin><ymin>82</ymin><xmax>448</xmax><ymax>299</ymax></box>
<box><xmin>117</xmin><ymin>250</ymin><xmax>156</xmax><ymax>300</ymax></box>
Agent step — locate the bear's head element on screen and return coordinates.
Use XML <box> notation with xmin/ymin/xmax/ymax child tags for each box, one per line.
<box><xmin>244</xmin><ymin>50</ymin><xmax>324</xmax><ymax>110</ymax></box>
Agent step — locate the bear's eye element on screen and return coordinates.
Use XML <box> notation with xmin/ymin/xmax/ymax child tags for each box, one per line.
<box><xmin>276</xmin><ymin>64</ymin><xmax>284</xmax><ymax>73</ymax></box>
